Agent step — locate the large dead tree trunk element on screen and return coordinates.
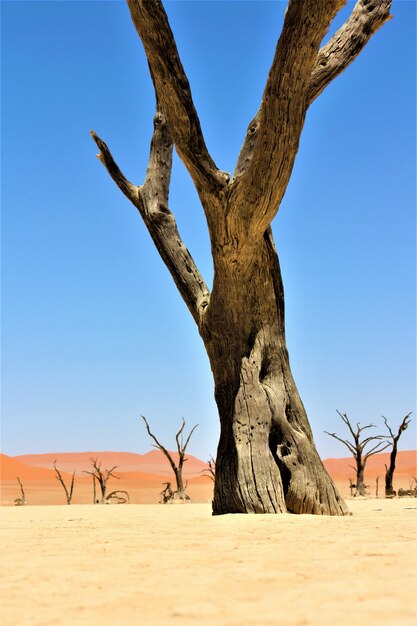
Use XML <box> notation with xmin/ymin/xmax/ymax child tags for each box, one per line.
<box><xmin>92</xmin><ymin>0</ymin><xmax>393</xmax><ymax>515</ymax></box>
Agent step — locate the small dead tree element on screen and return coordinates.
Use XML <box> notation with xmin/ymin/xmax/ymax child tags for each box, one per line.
<box><xmin>54</xmin><ymin>461</ymin><xmax>75</xmax><ymax>505</ymax></box>
<box><xmin>83</xmin><ymin>458</ymin><xmax>120</xmax><ymax>504</ymax></box>
<box><xmin>325</xmin><ymin>411</ymin><xmax>390</xmax><ymax>496</ymax></box>
<box><xmin>106</xmin><ymin>490</ymin><xmax>130</xmax><ymax>504</ymax></box>
<box><xmin>141</xmin><ymin>415</ymin><xmax>198</xmax><ymax>501</ymax></box>
<box><xmin>160</xmin><ymin>482</ymin><xmax>175</xmax><ymax>504</ymax></box>
<box><xmin>201</xmin><ymin>457</ymin><xmax>216</xmax><ymax>482</ymax></box>
<box><xmin>14</xmin><ymin>477</ymin><xmax>26</xmax><ymax>506</ymax></box>
<box><xmin>382</xmin><ymin>413</ymin><xmax>412</xmax><ymax>497</ymax></box>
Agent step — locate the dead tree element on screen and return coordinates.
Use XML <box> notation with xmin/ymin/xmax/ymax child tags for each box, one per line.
<box><xmin>83</xmin><ymin>458</ymin><xmax>120</xmax><ymax>504</ymax></box>
<box><xmin>141</xmin><ymin>415</ymin><xmax>197</xmax><ymax>501</ymax></box>
<box><xmin>92</xmin><ymin>0</ymin><xmax>393</xmax><ymax>515</ymax></box>
<box><xmin>325</xmin><ymin>411</ymin><xmax>390</xmax><ymax>496</ymax></box>
<box><xmin>382</xmin><ymin>413</ymin><xmax>412</xmax><ymax>497</ymax></box>
<box><xmin>160</xmin><ymin>482</ymin><xmax>175</xmax><ymax>504</ymax></box>
<box><xmin>54</xmin><ymin>461</ymin><xmax>75</xmax><ymax>505</ymax></box>
<box><xmin>201</xmin><ymin>457</ymin><xmax>216</xmax><ymax>482</ymax></box>
<box><xmin>106</xmin><ymin>490</ymin><xmax>130</xmax><ymax>504</ymax></box>
<box><xmin>14</xmin><ymin>477</ymin><xmax>26</xmax><ymax>506</ymax></box>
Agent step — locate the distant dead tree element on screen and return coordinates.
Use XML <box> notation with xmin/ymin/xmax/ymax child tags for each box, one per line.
<box><xmin>325</xmin><ymin>411</ymin><xmax>390</xmax><ymax>496</ymax></box>
<box><xmin>14</xmin><ymin>477</ymin><xmax>26</xmax><ymax>506</ymax></box>
<box><xmin>141</xmin><ymin>415</ymin><xmax>198</xmax><ymax>502</ymax></box>
<box><xmin>83</xmin><ymin>458</ymin><xmax>120</xmax><ymax>504</ymax></box>
<box><xmin>106</xmin><ymin>490</ymin><xmax>130</xmax><ymax>504</ymax></box>
<box><xmin>375</xmin><ymin>476</ymin><xmax>379</xmax><ymax>498</ymax></box>
<box><xmin>159</xmin><ymin>482</ymin><xmax>175</xmax><ymax>504</ymax></box>
<box><xmin>382</xmin><ymin>413</ymin><xmax>412</xmax><ymax>497</ymax></box>
<box><xmin>54</xmin><ymin>461</ymin><xmax>75</xmax><ymax>505</ymax></box>
<box><xmin>201</xmin><ymin>457</ymin><xmax>216</xmax><ymax>482</ymax></box>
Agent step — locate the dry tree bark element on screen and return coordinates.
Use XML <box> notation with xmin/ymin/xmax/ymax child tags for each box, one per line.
<box><xmin>92</xmin><ymin>0</ymin><xmax>392</xmax><ymax>515</ymax></box>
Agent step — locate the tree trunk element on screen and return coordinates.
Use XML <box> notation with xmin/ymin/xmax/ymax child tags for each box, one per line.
<box><xmin>356</xmin><ymin>463</ymin><xmax>366</xmax><ymax>496</ymax></box>
<box><xmin>174</xmin><ymin>468</ymin><xmax>190</xmax><ymax>501</ymax></box>
<box><xmin>203</xmin><ymin>230</ymin><xmax>348</xmax><ymax>515</ymax></box>
<box><xmin>385</xmin><ymin>442</ymin><xmax>397</xmax><ymax>497</ymax></box>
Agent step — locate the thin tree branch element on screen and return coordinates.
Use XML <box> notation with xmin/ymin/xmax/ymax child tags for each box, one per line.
<box><xmin>91</xmin><ymin>109</ymin><xmax>210</xmax><ymax>328</ymax></box>
<box><xmin>364</xmin><ymin>440</ymin><xmax>391</xmax><ymax>459</ymax></box>
<box><xmin>324</xmin><ymin>431</ymin><xmax>357</xmax><ymax>455</ymax></box>
<box><xmin>126</xmin><ymin>0</ymin><xmax>228</xmax><ymax>208</ymax></box>
<box><xmin>141</xmin><ymin>415</ymin><xmax>178</xmax><ymax>473</ymax></box>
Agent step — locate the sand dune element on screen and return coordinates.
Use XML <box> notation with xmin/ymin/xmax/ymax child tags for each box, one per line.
<box><xmin>1</xmin><ymin>450</ymin><xmax>415</xmax><ymax>505</ymax></box>
<box><xmin>14</xmin><ymin>449</ymin><xmax>207</xmax><ymax>476</ymax></box>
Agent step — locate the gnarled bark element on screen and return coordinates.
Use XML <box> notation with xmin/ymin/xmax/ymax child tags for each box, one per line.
<box><xmin>93</xmin><ymin>0</ymin><xmax>392</xmax><ymax>515</ymax></box>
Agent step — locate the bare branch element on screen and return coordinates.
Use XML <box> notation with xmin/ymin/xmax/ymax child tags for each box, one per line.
<box><xmin>324</xmin><ymin>431</ymin><xmax>356</xmax><ymax>455</ymax></box>
<box><xmin>364</xmin><ymin>440</ymin><xmax>391</xmax><ymax>459</ymax></box>
<box><xmin>233</xmin><ymin>0</ymin><xmax>392</xmax><ymax>215</ymax></box>
<box><xmin>92</xmin><ymin>110</ymin><xmax>210</xmax><ymax>328</ymax></box>
<box><xmin>54</xmin><ymin>460</ymin><xmax>75</xmax><ymax>504</ymax></box>
<box><xmin>126</xmin><ymin>0</ymin><xmax>227</xmax><ymax>205</ymax></box>
<box><xmin>230</xmin><ymin>0</ymin><xmax>346</xmax><ymax>230</ymax></box>
<box><xmin>307</xmin><ymin>0</ymin><xmax>393</xmax><ymax>104</ymax></box>
<box><xmin>141</xmin><ymin>415</ymin><xmax>178</xmax><ymax>473</ymax></box>
<box><xmin>90</xmin><ymin>131</ymin><xmax>139</xmax><ymax>206</ymax></box>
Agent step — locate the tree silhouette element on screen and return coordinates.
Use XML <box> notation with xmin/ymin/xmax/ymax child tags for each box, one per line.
<box><xmin>141</xmin><ymin>416</ymin><xmax>197</xmax><ymax>502</ymax></box>
<box><xmin>325</xmin><ymin>411</ymin><xmax>390</xmax><ymax>496</ymax></box>
<box><xmin>382</xmin><ymin>413</ymin><xmax>412</xmax><ymax>497</ymax></box>
<box><xmin>54</xmin><ymin>461</ymin><xmax>75</xmax><ymax>505</ymax></box>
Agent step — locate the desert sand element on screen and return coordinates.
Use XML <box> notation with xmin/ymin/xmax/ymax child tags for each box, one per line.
<box><xmin>1</xmin><ymin>499</ymin><xmax>416</xmax><ymax>626</ymax></box>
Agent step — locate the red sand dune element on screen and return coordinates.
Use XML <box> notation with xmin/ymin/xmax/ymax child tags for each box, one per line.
<box><xmin>323</xmin><ymin>449</ymin><xmax>416</xmax><ymax>481</ymax></box>
<box><xmin>15</xmin><ymin>450</ymin><xmax>207</xmax><ymax>477</ymax></box>
<box><xmin>1</xmin><ymin>450</ymin><xmax>415</xmax><ymax>505</ymax></box>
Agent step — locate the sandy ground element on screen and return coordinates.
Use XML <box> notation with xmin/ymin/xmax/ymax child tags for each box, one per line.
<box><xmin>1</xmin><ymin>499</ymin><xmax>416</xmax><ymax>626</ymax></box>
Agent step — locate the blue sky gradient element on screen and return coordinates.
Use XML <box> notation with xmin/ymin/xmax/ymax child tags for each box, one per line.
<box><xmin>2</xmin><ymin>1</ymin><xmax>416</xmax><ymax>460</ymax></box>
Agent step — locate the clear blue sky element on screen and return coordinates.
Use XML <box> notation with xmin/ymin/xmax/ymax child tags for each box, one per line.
<box><xmin>2</xmin><ymin>1</ymin><xmax>416</xmax><ymax>460</ymax></box>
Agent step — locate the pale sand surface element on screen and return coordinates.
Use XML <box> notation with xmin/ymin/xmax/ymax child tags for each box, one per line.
<box><xmin>1</xmin><ymin>499</ymin><xmax>416</xmax><ymax>626</ymax></box>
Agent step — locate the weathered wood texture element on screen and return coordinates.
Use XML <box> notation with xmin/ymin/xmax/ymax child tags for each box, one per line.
<box><xmin>93</xmin><ymin>0</ymin><xmax>392</xmax><ymax>515</ymax></box>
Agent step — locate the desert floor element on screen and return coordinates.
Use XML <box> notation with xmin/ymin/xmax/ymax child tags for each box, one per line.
<box><xmin>1</xmin><ymin>499</ymin><xmax>416</xmax><ymax>626</ymax></box>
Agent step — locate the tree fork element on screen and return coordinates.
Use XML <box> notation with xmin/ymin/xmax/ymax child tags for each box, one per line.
<box><xmin>93</xmin><ymin>0</ymin><xmax>393</xmax><ymax>516</ymax></box>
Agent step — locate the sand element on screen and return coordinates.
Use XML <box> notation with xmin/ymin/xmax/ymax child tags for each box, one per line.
<box><xmin>1</xmin><ymin>499</ymin><xmax>416</xmax><ymax>626</ymax></box>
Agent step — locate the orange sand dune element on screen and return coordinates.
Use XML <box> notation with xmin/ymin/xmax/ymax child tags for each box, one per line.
<box><xmin>0</xmin><ymin>452</ymin><xmax>214</xmax><ymax>505</ymax></box>
<box><xmin>0</xmin><ymin>453</ymin><xmax>72</xmax><ymax>481</ymax></box>
<box><xmin>323</xmin><ymin>449</ymin><xmax>416</xmax><ymax>481</ymax></box>
<box><xmin>15</xmin><ymin>449</ymin><xmax>207</xmax><ymax>477</ymax></box>
<box><xmin>2</xmin><ymin>450</ymin><xmax>415</xmax><ymax>505</ymax></box>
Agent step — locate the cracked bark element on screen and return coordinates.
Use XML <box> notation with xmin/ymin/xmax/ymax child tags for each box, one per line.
<box><xmin>94</xmin><ymin>0</ymin><xmax>392</xmax><ymax>515</ymax></box>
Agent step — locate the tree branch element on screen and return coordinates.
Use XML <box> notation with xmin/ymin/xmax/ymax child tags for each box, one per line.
<box><xmin>91</xmin><ymin>109</ymin><xmax>210</xmax><ymax>328</ymax></box>
<box><xmin>141</xmin><ymin>415</ymin><xmax>178</xmax><ymax>473</ymax></box>
<box><xmin>324</xmin><ymin>431</ymin><xmax>357</xmax><ymax>455</ymax></box>
<box><xmin>230</xmin><ymin>0</ymin><xmax>346</xmax><ymax>230</ymax></box>
<box><xmin>233</xmin><ymin>0</ymin><xmax>392</xmax><ymax>226</ymax></box>
<box><xmin>126</xmin><ymin>0</ymin><xmax>228</xmax><ymax>209</ymax></box>
<box><xmin>364</xmin><ymin>440</ymin><xmax>391</xmax><ymax>459</ymax></box>
<box><xmin>307</xmin><ymin>0</ymin><xmax>393</xmax><ymax>104</ymax></box>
